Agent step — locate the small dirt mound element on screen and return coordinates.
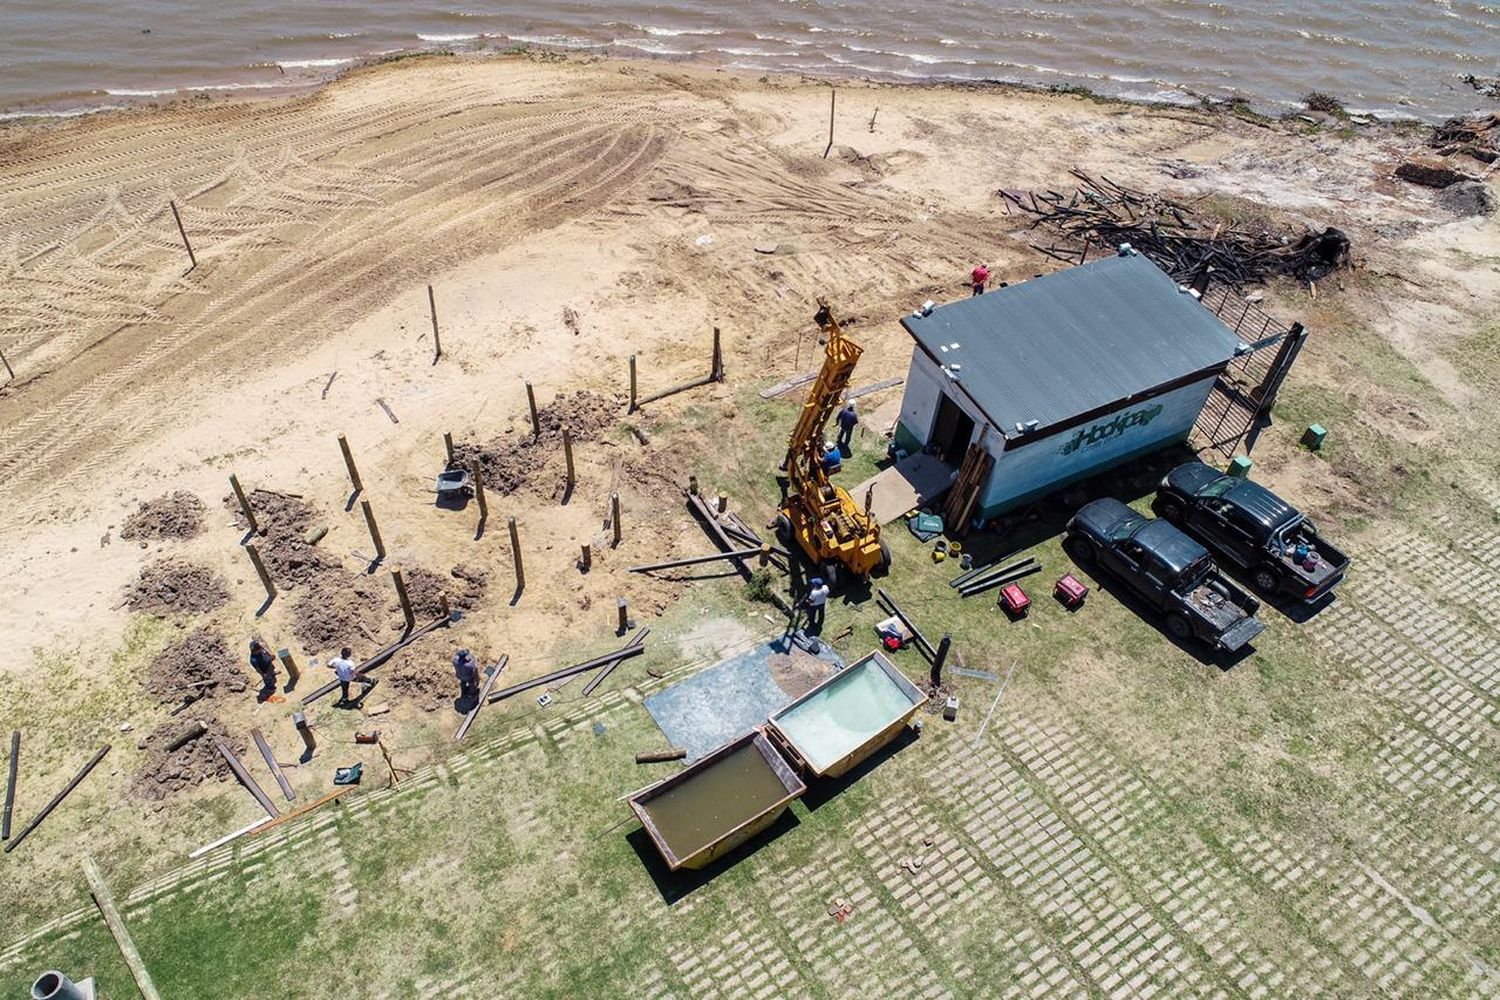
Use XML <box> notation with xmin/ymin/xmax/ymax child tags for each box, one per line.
<box><xmin>132</xmin><ymin>717</ymin><xmax>245</xmax><ymax>804</ymax></box>
<box><xmin>292</xmin><ymin>571</ymin><xmax>393</xmax><ymax>652</ymax></box>
<box><xmin>402</xmin><ymin>564</ymin><xmax>488</xmax><ymax>619</ymax></box>
<box><xmin>121</xmin><ymin>491</ymin><xmax>206</xmax><ymax>541</ymax></box>
<box><xmin>769</xmin><ymin>648</ymin><xmax>833</xmax><ymax>699</ymax></box>
<box><xmin>451</xmin><ymin>390</ymin><xmax>616</xmax><ymax>495</ymax></box>
<box><xmin>125</xmin><ymin>559</ymin><xmax>230</xmax><ymax>617</ymax></box>
<box><xmin>225</xmin><ymin>490</ymin><xmax>337</xmax><ymax>586</ymax></box>
<box><xmin>143</xmin><ymin>627</ymin><xmax>247</xmax><ymax>704</ymax></box>
<box><xmin>388</xmin><ymin>653</ymin><xmax>462</xmax><ymax>713</ymax></box>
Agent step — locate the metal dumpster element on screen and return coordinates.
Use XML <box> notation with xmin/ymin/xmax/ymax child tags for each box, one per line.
<box><xmin>628</xmin><ymin>729</ymin><xmax>806</xmax><ymax>871</ymax></box>
<box><xmin>765</xmin><ymin>650</ymin><xmax>924</xmax><ymax>779</ymax></box>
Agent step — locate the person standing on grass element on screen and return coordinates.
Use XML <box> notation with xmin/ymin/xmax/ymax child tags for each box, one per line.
<box><xmin>249</xmin><ymin>639</ymin><xmax>276</xmax><ymax>700</ymax></box>
<box><xmin>836</xmin><ymin>400</ymin><xmax>859</xmax><ymax>451</ymax></box>
<box><xmin>971</xmin><ymin>262</ymin><xmax>990</xmax><ymax>296</ymax></box>
<box><xmin>329</xmin><ymin>646</ymin><xmax>376</xmax><ymax>706</ymax></box>
<box><xmin>800</xmin><ymin>576</ymin><xmax>831</xmax><ymax>633</ymax></box>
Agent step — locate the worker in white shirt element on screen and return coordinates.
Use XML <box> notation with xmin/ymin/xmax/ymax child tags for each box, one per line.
<box><xmin>328</xmin><ymin>646</ymin><xmax>377</xmax><ymax>706</ymax></box>
<box><xmin>800</xmin><ymin>576</ymin><xmax>830</xmax><ymax>633</ymax></box>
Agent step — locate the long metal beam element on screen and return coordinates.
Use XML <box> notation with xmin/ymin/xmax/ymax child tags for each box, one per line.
<box><xmin>4</xmin><ymin>744</ymin><xmax>110</xmax><ymax>853</ymax></box>
<box><xmin>487</xmin><ymin>642</ymin><xmax>646</xmax><ymax>705</ymax></box>
<box><xmin>581</xmin><ymin>628</ymin><xmax>651</xmax><ymax>697</ymax></box>
<box><xmin>454</xmin><ymin>654</ymin><xmax>509</xmax><ymax>742</ymax></box>
<box><xmin>3</xmin><ymin>730</ymin><xmax>18</xmax><ymax>842</ymax></box>
<box><xmin>958</xmin><ymin>562</ymin><xmax>1043</xmax><ymax>598</ymax></box>
<box><xmin>214</xmin><ymin>740</ymin><xmax>280</xmax><ymax>820</ymax></box>
<box><xmin>630</xmin><ymin>549</ymin><xmax>762</xmax><ymax>573</ymax></box>
<box><xmin>251</xmin><ymin>728</ymin><xmax>296</xmax><ymax>801</ymax></box>
<box><xmin>955</xmin><ymin>556</ymin><xmax>1039</xmax><ymax>593</ymax></box>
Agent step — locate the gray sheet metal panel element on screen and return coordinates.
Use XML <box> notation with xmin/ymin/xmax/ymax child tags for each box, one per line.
<box><xmin>901</xmin><ymin>253</ymin><xmax>1241</xmax><ymax>437</ymax></box>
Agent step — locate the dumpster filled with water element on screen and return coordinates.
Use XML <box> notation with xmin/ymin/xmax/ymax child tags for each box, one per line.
<box><xmin>628</xmin><ymin>729</ymin><xmax>806</xmax><ymax>871</ymax></box>
<box><xmin>766</xmin><ymin>650</ymin><xmax>924</xmax><ymax>779</ymax></box>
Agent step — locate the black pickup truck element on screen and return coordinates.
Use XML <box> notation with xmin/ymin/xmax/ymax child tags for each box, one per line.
<box><xmin>1065</xmin><ymin>498</ymin><xmax>1266</xmax><ymax>652</ymax></box>
<box><xmin>1153</xmin><ymin>462</ymin><xmax>1349</xmax><ymax>602</ymax></box>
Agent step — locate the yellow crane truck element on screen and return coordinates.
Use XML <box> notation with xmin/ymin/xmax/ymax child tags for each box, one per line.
<box><xmin>774</xmin><ymin>300</ymin><xmax>890</xmax><ymax>587</ymax></box>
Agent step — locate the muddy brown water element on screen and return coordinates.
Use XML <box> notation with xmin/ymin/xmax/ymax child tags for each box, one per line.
<box><xmin>2</xmin><ymin>1</ymin><xmax>1496</xmax><ymax>122</ymax></box>
<box><xmin>639</xmin><ymin>741</ymin><xmax>791</xmax><ymax>861</ymax></box>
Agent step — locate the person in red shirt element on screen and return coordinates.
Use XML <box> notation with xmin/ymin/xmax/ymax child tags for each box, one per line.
<box><xmin>971</xmin><ymin>263</ymin><xmax>990</xmax><ymax>296</ymax></box>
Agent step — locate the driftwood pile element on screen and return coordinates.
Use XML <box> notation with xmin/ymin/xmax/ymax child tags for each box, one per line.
<box><xmin>1429</xmin><ymin>113</ymin><xmax>1498</xmax><ymax>165</ymax></box>
<box><xmin>998</xmin><ymin>170</ymin><xmax>1350</xmax><ymax>288</ymax></box>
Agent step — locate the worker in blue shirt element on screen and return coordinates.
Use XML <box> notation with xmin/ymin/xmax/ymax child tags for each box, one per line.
<box><xmin>835</xmin><ymin>401</ymin><xmax>858</xmax><ymax>451</ymax></box>
<box><xmin>821</xmin><ymin>441</ymin><xmax>842</xmax><ymax>474</ymax></box>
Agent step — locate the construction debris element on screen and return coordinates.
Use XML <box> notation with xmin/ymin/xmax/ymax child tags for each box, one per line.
<box><xmin>999</xmin><ymin>169</ymin><xmax>1351</xmax><ymax>287</ymax></box>
<box><xmin>1430</xmin><ymin>113</ymin><xmax>1499</xmax><ymax>163</ymax></box>
<box><xmin>120</xmin><ymin>492</ymin><xmax>206</xmax><ymax>541</ymax></box>
<box><xmin>487</xmin><ymin>634</ymin><xmax>648</xmax><ymax>704</ymax></box>
<box><xmin>214</xmin><ymin>739</ymin><xmax>279</xmax><ymax>819</ymax></box>
<box><xmin>582</xmin><ymin>628</ymin><xmax>649</xmax><ymax>697</ymax></box>
<box><xmin>124</xmin><ymin>559</ymin><xmax>230</xmax><ymax>617</ymax></box>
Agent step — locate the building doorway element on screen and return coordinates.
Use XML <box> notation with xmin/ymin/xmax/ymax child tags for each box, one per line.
<box><xmin>930</xmin><ymin>393</ymin><xmax>975</xmax><ymax>464</ymax></box>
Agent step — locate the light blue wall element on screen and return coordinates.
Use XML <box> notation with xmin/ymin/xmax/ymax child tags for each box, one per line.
<box><xmin>893</xmin><ymin>346</ymin><xmax>987</xmax><ymax>458</ymax></box>
<box><xmin>976</xmin><ymin>374</ymin><xmax>1218</xmax><ymax>517</ymax></box>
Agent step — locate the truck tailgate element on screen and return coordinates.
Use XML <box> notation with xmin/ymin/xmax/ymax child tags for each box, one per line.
<box><xmin>1219</xmin><ymin>617</ymin><xmax>1266</xmax><ymax>652</ymax></box>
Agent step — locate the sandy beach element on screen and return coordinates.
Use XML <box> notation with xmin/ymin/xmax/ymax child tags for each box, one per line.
<box><xmin>1</xmin><ymin>51</ymin><xmax>1498</xmax><ymax>986</ymax></box>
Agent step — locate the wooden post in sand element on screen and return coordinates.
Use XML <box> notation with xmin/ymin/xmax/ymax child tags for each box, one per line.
<box><xmin>428</xmin><ymin>284</ymin><xmax>442</xmax><ymax>363</ymax></box>
<box><xmin>508</xmin><ymin>517</ymin><xmax>524</xmax><ymax>596</ymax></box>
<box><xmin>617</xmin><ymin>597</ymin><xmax>630</xmax><ymax>635</ymax></box>
<box><xmin>579</xmin><ymin>543</ymin><xmax>591</xmax><ymax>573</ymax></box>
<box><xmin>361</xmin><ymin>500</ymin><xmax>386</xmax><ymax>561</ymax></box>
<box><xmin>391</xmin><ymin>569</ymin><xmax>416</xmax><ymax>633</ymax></box>
<box><xmin>823</xmin><ymin>88</ymin><xmax>836</xmax><ymax>159</ymax></box>
<box><xmin>277</xmin><ymin>648</ymin><xmax>301</xmax><ymax>687</ymax></box>
<box><xmin>169</xmin><ymin>200</ymin><xmax>197</xmax><ymax>272</ymax></box>
<box><xmin>443</xmin><ymin>432</ymin><xmax>454</xmax><ymax>466</ymax></box>
<box><xmin>628</xmin><ymin>355</ymin><xmax>638</xmax><ymax>413</ymax></box>
<box><xmin>562</xmin><ymin>425</ymin><xmax>575</xmax><ymax>495</ymax></box>
<box><xmin>228</xmin><ymin>473</ymin><xmax>259</xmax><ymax>535</ymax></box>
<box><xmin>611</xmin><ymin>492</ymin><xmax>622</xmax><ymax>548</ymax></box>
<box><xmin>710</xmin><ymin>326</ymin><xmax>724</xmax><ymax>382</ymax></box>
<box><xmin>525</xmin><ymin>380</ymin><xmax>540</xmax><ymax>439</ymax></box>
<box><xmin>245</xmin><ymin>543</ymin><xmax>275</xmax><ymax>600</ymax></box>
<box><xmin>472</xmin><ymin>461</ymin><xmax>488</xmax><ymax>523</ymax></box>
<box><xmin>337</xmin><ymin>434</ymin><xmax>363</xmax><ymax>494</ymax></box>
<box><xmin>0</xmin><ymin>350</ymin><xmax>14</xmax><ymax>385</ymax></box>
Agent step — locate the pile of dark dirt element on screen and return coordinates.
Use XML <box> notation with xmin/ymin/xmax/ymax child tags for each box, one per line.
<box><xmin>132</xmin><ymin>716</ymin><xmax>245</xmax><ymax>804</ymax></box>
<box><xmin>142</xmin><ymin>627</ymin><xmax>247</xmax><ymax>704</ymax></box>
<box><xmin>124</xmin><ymin>559</ymin><xmax>230</xmax><ymax>617</ymax></box>
<box><xmin>401</xmin><ymin>564</ymin><xmax>488</xmax><ymax>619</ymax></box>
<box><xmin>292</xmin><ymin>570</ymin><xmax>393</xmax><ymax>652</ymax></box>
<box><xmin>225</xmin><ymin>490</ymin><xmax>337</xmax><ymax>586</ymax></box>
<box><xmin>451</xmin><ymin>390</ymin><xmax>616</xmax><ymax>496</ymax></box>
<box><xmin>120</xmin><ymin>491</ymin><xmax>207</xmax><ymax>541</ymax></box>
<box><xmin>388</xmin><ymin>651</ymin><xmax>463</xmax><ymax>713</ymax></box>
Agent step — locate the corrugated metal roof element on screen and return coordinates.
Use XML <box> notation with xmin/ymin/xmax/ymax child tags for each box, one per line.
<box><xmin>901</xmin><ymin>252</ymin><xmax>1241</xmax><ymax>439</ymax></box>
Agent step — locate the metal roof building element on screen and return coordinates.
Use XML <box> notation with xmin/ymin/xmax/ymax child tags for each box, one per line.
<box><xmin>890</xmin><ymin>250</ymin><xmax>1244</xmax><ymax>521</ymax></box>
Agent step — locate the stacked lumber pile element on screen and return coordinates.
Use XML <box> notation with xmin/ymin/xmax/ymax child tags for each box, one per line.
<box><xmin>998</xmin><ymin>169</ymin><xmax>1350</xmax><ymax>288</ymax></box>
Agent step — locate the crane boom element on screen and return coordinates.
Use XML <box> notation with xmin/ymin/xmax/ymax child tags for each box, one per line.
<box><xmin>777</xmin><ymin>300</ymin><xmax>887</xmax><ymax>583</ymax></box>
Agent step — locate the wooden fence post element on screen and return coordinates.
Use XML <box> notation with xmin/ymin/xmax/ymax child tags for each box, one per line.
<box><xmin>337</xmin><ymin>434</ymin><xmax>363</xmax><ymax>494</ymax></box>
<box><xmin>628</xmin><ymin>355</ymin><xmax>637</xmax><ymax>413</ymax></box>
<box><xmin>361</xmin><ymin>500</ymin><xmax>386</xmax><ymax>560</ymax></box>
<box><xmin>823</xmin><ymin>87</ymin><xmax>836</xmax><ymax>159</ymax></box>
<box><xmin>472</xmin><ymin>461</ymin><xmax>488</xmax><ymax>522</ymax></box>
<box><xmin>229</xmin><ymin>473</ymin><xmax>259</xmax><ymax>535</ymax></box>
<box><xmin>562</xmin><ymin>425</ymin><xmax>575</xmax><ymax>495</ymax></box>
<box><xmin>443</xmin><ymin>432</ymin><xmax>454</xmax><ymax>466</ymax></box>
<box><xmin>428</xmin><ymin>284</ymin><xmax>442</xmax><ymax>362</ymax></box>
<box><xmin>169</xmin><ymin>200</ymin><xmax>197</xmax><ymax>272</ymax></box>
<box><xmin>391</xmin><ymin>569</ymin><xmax>415</xmax><ymax>632</ymax></box>
<box><xmin>245</xmin><ymin>543</ymin><xmax>275</xmax><ymax>600</ymax></box>
<box><xmin>611</xmin><ymin>492</ymin><xmax>622</xmax><ymax>547</ymax></box>
<box><xmin>711</xmin><ymin>326</ymin><xmax>724</xmax><ymax>382</ymax></box>
<box><xmin>525</xmin><ymin>380</ymin><xmax>540</xmax><ymax>438</ymax></box>
<box><xmin>508</xmin><ymin>517</ymin><xmax>524</xmax><ymax>595</ymax></box>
